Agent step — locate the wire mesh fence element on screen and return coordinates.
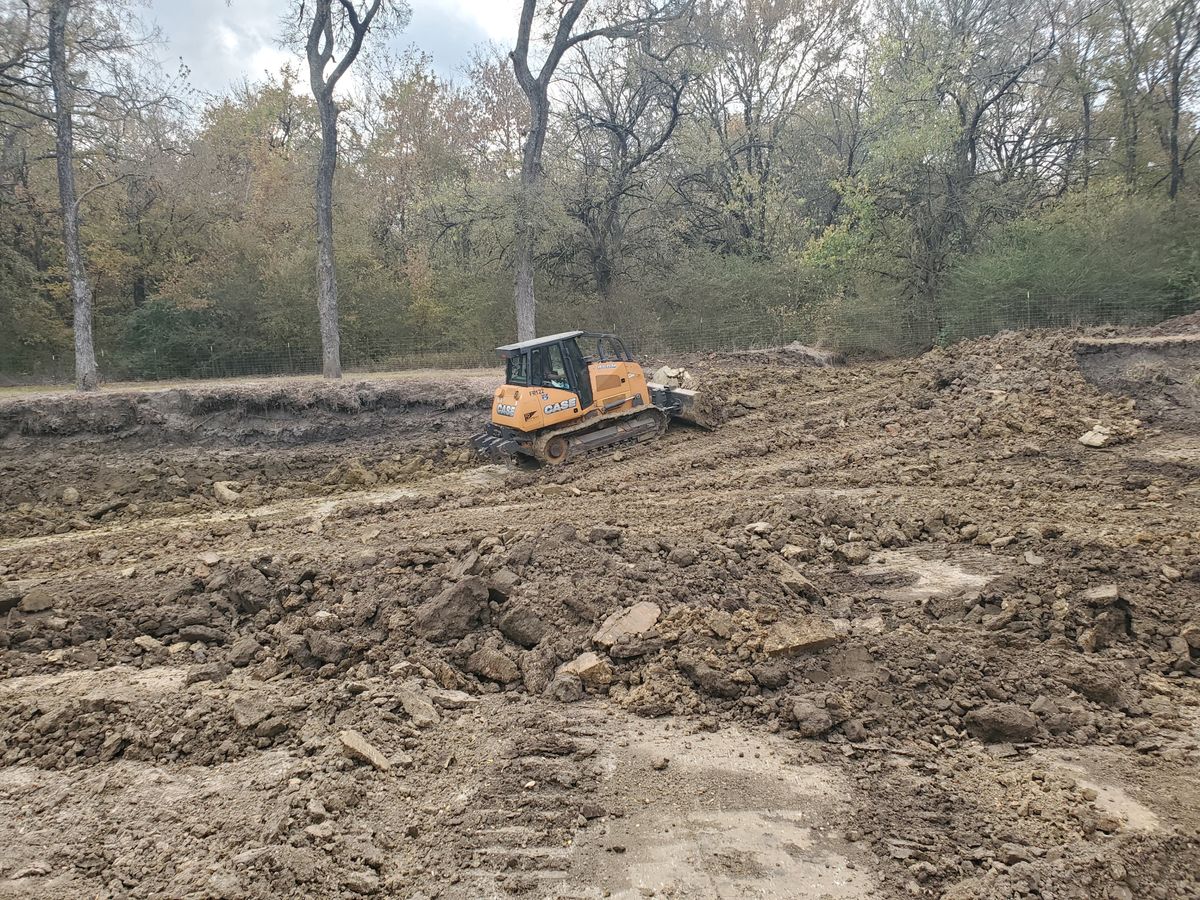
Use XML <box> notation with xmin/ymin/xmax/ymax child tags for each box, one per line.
<box><xmin>2</xmin><ymin>291</ymin><xmax>1195</xmax><ymax>387</ymax></box>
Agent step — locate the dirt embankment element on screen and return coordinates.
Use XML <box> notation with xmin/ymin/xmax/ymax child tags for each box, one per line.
<box><xmin>0</xmin><ymin>324</ymin><xmax>1197</xmax><ymax>899</ymax></box>
<box><xmin>0</xmin><ymin>376</ymin><xmax>495</xmax><ymax>446</ymax></box>
<box><xmin>0</xmin><ymin>375</ymin><xmax>496</xmax><ymax>541</ymax></box>
<box><xmin>1074</xmin><ymin>313</ymin><xmax>1200</xmax><ymax>429</ymax></box>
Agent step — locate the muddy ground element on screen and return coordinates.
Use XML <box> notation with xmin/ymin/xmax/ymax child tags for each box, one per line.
<box><xmin>0</xmin><ymin>322</ymin><xmax>1198</xmax><ymax>900</ymax></box>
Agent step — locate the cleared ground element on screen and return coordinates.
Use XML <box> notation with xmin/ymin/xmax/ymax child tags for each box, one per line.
<box><xmin>0</xmin><ymin>322</ymin><xmax>1198</xmax><ymax>899</ymax></box>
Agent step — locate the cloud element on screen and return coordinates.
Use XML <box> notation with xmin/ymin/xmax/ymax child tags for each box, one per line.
<box><xmin>147</xmin><ymin>0</ymin><xmax>519</xmax><ymax>95</ymax></box>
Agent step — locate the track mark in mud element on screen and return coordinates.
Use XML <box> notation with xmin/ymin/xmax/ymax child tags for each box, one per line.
<box><xmin>0</xmin><ymin>464</ymin><xmax>510</xmax><ymax>554</ymax></box>
<box><xmin>564</xmin><ymin>720</ymin><xmax>875</xmax><ymax>899</ymax></box>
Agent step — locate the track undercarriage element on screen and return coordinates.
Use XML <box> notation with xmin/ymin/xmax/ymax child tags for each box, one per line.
<box><xmin>530</xmin><ymin>406</ymin><xmax>669</xmax><ymax>464</ymax></box>
<box><xmin>476</xmin><ymin>405</ymin><xmax>670</xmax><ymax>465</ymax></box>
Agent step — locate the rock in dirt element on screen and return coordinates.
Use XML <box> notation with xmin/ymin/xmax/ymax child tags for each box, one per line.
<box><xmin>650</xmin><ymin>365</ymin><xmax>694</xmax><ymax>388</ymax></box>
<box><xmin>87</xmin><ymin>499</ymin><xmax>127</xmax><ymax>519</ymax></box>
<box><xmin>750</xmin><ymin>661</ymin><xmax>791</xmax><ymax>688</ymax></box>
<box><xmin>791</xmin><ymin>699</ymin><xmax>834</xmax><ymax>737</ymax></box>
<box><xmin>395</xmin><ymin>684</ymin><xmax>441</xmax><ymax>727</ymax></box>
<box><xmin>1082</xmin><ymin>584</ymin><xmax>1121</xmax><ymax>605</ymax></box>
<box><xmin>834</xmin><ymin>542</ymin><xmax>871</xmax><ymax>565</ymax></box>
<box><xmin>498</xmin><ymin>605</ymin><xmax>550</xmax><ymax>648</ymax></box>
<box><xmin>133</xmin><ymin>635</ymin><xmax>164</xmax><ymax>653</ymax></box>
<box><xmin>412</xmin><ymin>576</ymin><xmax>489</xmax><ymax>642</ymax></box>
<box><xmin>1181</xmin><ymin>622</ymin><xmax>1200</xmax><ymax>651</ymax></box>
<box><xmin>426</xmin><ymin>688</ymin><xmax>478</xmax><ymax>710</ymax></box>
<box><xmin>339</xmin><ymin>729</ymin><xmax>392</xmax><ymax>771</ymax></box>
<box><xmin>964</xmin><ymin>703</ymin><xmax>1038</xmax><ymax>742</ymax></box>
<box><xmin>678</xmin><ymin>656</ymin><xmax>743</xmax><ymax>698</ymax></box>
<box><xmin>489</xmin><ymin>568</ymin><xmax>521</xmax><ymax>600</ymax></box>
<box><xmin>0</xmin><ymin>584</ymin><xmax>23</xmax><ymax>613</ymax></box>
<box><xmin>589</xmin><ymin>524</ymin><xmax>623</xmax><ymax>544</ymax></box>
<box><xmin>776</xmin><ymin>563</ymin><xmax>821</xmax><ymax>601</ymax></box>
<box><xmin>467</xmin><ymin>647</ymin><xmax>519</xmax><ymax>683</ymax></box>
<box><xmin>609</xmin><ymin>634</ymin><xmax>664</xmax><ymax>658</ymax></box>
<box><xmin>179</xmin><ymin>624</ymin><xmax>226</xmax><ymax>645</ymax></box>
<box><xmin>1079</xmin><ymin>607</ymin><xmax>1130</xmax><ymax>652</ymax></box>
<box><xmin>228</xmin><ymin>635</ymin><xmax>260</xmax><ymax>667</ymax></box>
<box><xmin>593</xmin><ymin>601</ymin><xmax>661</xmax><ymax>649</ymax></box>
<box><xmin>541</xmin><ymin>484</ymin><xmax>581</xmax><ymax>498</ymax></box>
<box><xmin>667</xmin><ymin>547</ymin><xmax>697</xmax><ymax>567</ymax></box>
<box><xmin>1078</xmin><ymin>425</ymin><xmax>1115</xmax><ymax>448</ymax></box>
<box><xmin>342</xmin><ymin>870</ymin><xmax>380</xmax><ymax>895</ymax></box>
<box><xmin>185</xmin><ymin>662</ymin><xmax>232</xmax><ymax>686</ymax></box>
<box><xmin>61</xmin><ymin>486</ymin><xmax>80</xmax><ymax>505</ymax></box>
<box><xmin>213</xmin><ymin>481</ymin><xmax>241</xmax><ymax>504</ymax></box>
<box><xmin>306</xmin><ymin>631</ymin><xmax>347</xmax><ymax>663</ymax></box>
<box><xmin>763</xmin><ymin>618</ymin><xmax>838</xmax><ymax>656</ymax></box>
<box><xmin>17</xmin><ymin>586</ymin><xmax>54</xmax><ymax>613</ymax></box>
<box><xmin>1067</xmin><ymin>671</ymin><xmax>1123</xmax><ymax>705</ymax></box>
<box><xmin>548</xmin><ymin>672</ymin><xmax>585</xmax><ymax>702</ymax></box>
<box><xmin>231</xmin><ymin>695</ymin><xmax>272</xmax><ymax>728</ymax></box>
<box><xmin>558</xmin><ymin>651</ymin><xmax>613</xmax><ymax>688</ymax></box>
<box><xmin>520</xmin><ymin>647</ymin><xmax>557</xmax><ymax>694</ymax></box>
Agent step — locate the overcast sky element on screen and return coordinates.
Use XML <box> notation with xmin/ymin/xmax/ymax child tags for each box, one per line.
<box><xmin>147</xmin><ymin>0</ymin><xmax>523</xmax><ymax>96</ymax></box>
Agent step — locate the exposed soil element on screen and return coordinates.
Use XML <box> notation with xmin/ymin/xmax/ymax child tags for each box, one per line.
<box><xmin>1</xmin><ymin>324</ymin><xmax>1198</xmax><ymax>899</ymax></box>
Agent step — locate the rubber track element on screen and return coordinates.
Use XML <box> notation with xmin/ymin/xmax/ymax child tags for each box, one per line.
<box><xmin>529</xmin><ymin>406</ymin><xmax>670</xmax><ymax>464</ymax></box>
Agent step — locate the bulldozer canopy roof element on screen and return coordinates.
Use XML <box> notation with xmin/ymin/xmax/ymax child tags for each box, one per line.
<box><xmin>494</xmin><ymin>330</ymin><xmax>585</xmax><ymax>357</ymax></box>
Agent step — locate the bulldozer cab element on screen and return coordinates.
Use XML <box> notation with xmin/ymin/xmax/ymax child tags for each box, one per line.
<box><xmin>497</xmin><ymin>331</ymin><xmax>632</xmax><ymax>411</ymax></box>
<box><xmin>475</xmin><ymin>329</ymin><xmax>685</xmax><ymax>462</ymax></box>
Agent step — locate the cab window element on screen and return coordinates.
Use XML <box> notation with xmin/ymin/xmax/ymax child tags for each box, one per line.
<box><xmin>506</xmin><ymin>352</ymin><xmax>529</xmax><ymax>385</ymax></box>
<box><xmin>598</xmin><ymin>337</ymin><xmax>625</xmax><ymax>362</ymax></box>
<box><xmin>531</xmin><ymin>345</ymin><xmax>571</xmax><ymax>391</ymax></box>
<box><xmin>544</xmin><ymin>344</ymin><xmax>570</xmax><ymax>390</ymax></box>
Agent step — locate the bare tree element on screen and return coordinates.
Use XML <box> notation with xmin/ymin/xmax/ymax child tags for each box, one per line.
<box><xmin>0</xmin><ymin>2</ymin><xmax>43</xmax><ymax>125</ymax></box>
<box><xmin>46</xmin><ymin>0</ymin><xmax>99</xmax><ymax>389</ymax></box>
<box><xmin>1161</xmin><ymin>0</ymin><xmax>1200</xmax><ymax>198</ymax></box>
<box><xmin>683</xmin><ymin>0</ymin><xmax>858</xmax><ymax>254</ymax></box>
<box><xmin>510</xmin><ymin>0</ymin><xmax>687</xmax><ymax>340</ymax></box>
<box><xmin>560</xmin><ymin>34</ymin><xmax>693</xmax><ymax>297</ymax></box>
<box><xmin>46</xmin><ymin>0</ymin><xmax>164</xmax><ymax>390</ymax></box>
<box><xmin>300</xmin><ymin>0</ymin><xmax>407</xmax><ymax>378</ymax></box>
<box><xmin>2</xmin><ymin>0</ymin><xmax>100</xmax><ymax>390</ymax></box>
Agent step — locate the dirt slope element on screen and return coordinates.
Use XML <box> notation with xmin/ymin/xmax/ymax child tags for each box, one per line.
<box><xmin>0</xmin><ymin>329</ymin><xmax>1197</xmax><ymax>899</ymax></box>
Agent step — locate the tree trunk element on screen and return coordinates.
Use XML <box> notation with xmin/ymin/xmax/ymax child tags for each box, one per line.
<box><xmin>48</xmin><ymin>0</ymin><xmax>98</xmax><ymax>392</ymax></box>
<box><xmin>1167</xmin><ymin>81</ymin><xmax>1181</xmax><ymax>200</ymax></box>
<box><xmin>514</xmin><ymin>94</ymin><xmax>548</xmax><ymax>341</ymax></box>
<box><xmin>513</xmin><ymin>205</ymin><xmax>537</xmax><ymax>341</ymax></box>
<box><xmin>1080</xmin><ymin>92</ymin><xmax>1092</xmax><ymax>191</ymax></box>
<box><xmin>314</xmin><ymin>94</ymin><xmax>343</xmax><ymax>378</ymax></box>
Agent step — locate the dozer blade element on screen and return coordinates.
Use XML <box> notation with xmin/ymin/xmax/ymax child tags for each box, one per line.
<box><xmin>648</xmin><ymin>383</ymin><xmax>711</xmax><ymax>428</ymax></box>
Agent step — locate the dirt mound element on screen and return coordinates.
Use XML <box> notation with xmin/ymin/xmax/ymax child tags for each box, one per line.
<box><xmin>1</xmin><ymin>327</ymin><xmax>1197</xmax><ymax>899</ymax></box>
<box><xmin>1138</xmin><ymin>310</ymin><xmax>1200</xmax><ymax>337</ymax></box>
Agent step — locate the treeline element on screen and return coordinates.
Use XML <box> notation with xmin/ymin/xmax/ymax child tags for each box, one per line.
<box><xmin>1</xmin><ymin>0</ymin><xmax>1198</xmax><ymax>384</ymax></box>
